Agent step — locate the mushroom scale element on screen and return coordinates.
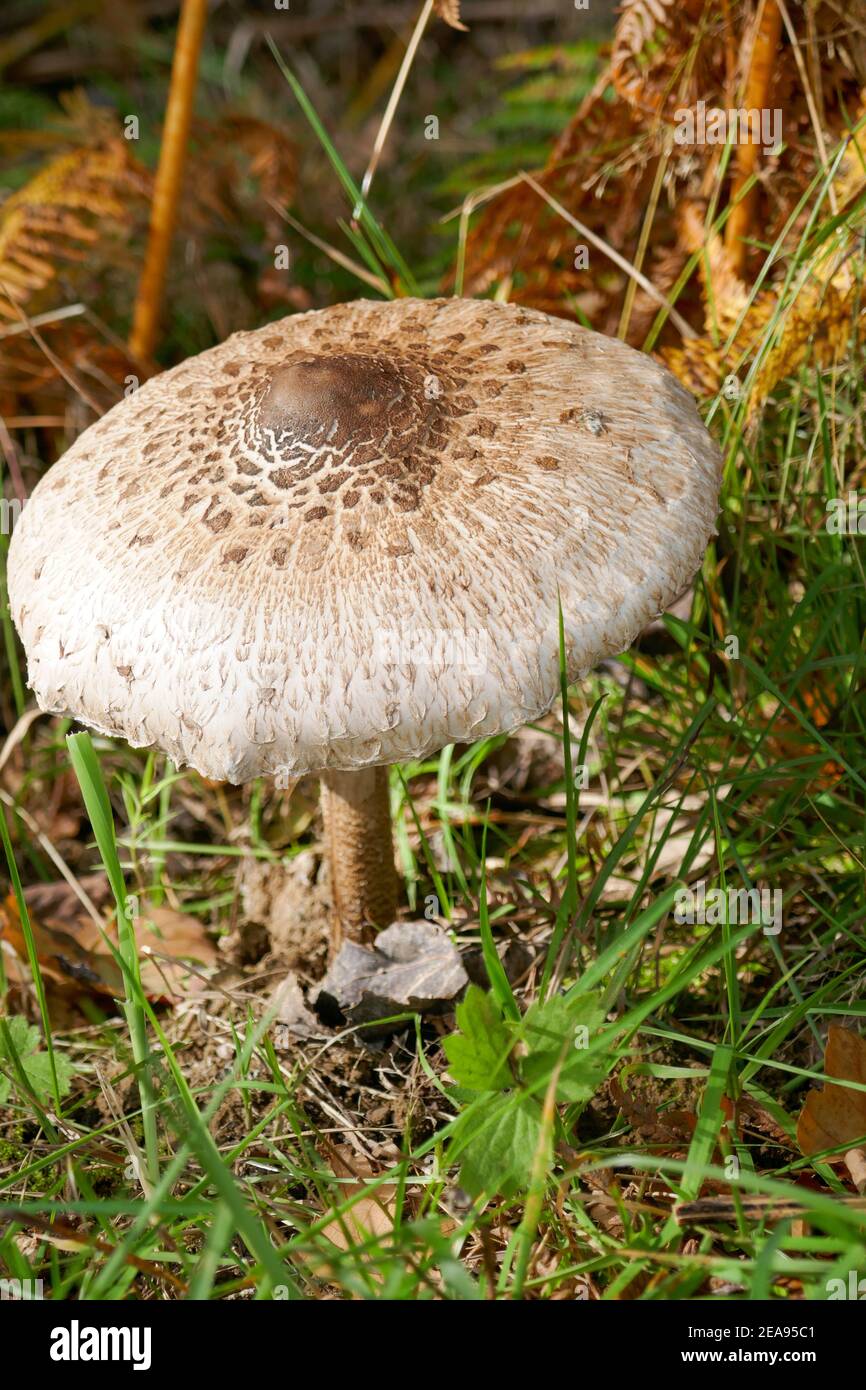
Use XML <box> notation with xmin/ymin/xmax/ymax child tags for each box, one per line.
<box><xmin>9</xmin><ymin>297</ymin><xmax>722</xmax><ymax>782</ymax></box>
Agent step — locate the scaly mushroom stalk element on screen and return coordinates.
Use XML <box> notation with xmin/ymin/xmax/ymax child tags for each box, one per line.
<box><xmin>320</xmin><ymin>767</ymin><xmax>398</xmax><ymax>949</ymax></box>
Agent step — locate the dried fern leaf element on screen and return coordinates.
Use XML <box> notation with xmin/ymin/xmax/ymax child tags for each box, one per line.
<box><xmin>435</xmin><ymin>1</ymin><xmax>468</xmax><ymax>32</ymax></box>
<box><xmin>0</xmin><ymin>140</ymin><xmax>149</xmax><ymax>318</ymax></box>
<box><xmin>611</xmin><ymin>0</ymin><xmax>723</xmax><ymax>117</ymax></box>
<box><xmin>662</xmin><ymin>109</ymin><xmax>866</xmax><ymax>410</ymax></box>
<box><xmin>454</xmin><ymin>0</ymin><xmax>866</xmax><ymax>396</ymax></box>
<box><xmin>611</xmin><ymin>0</ymin><xmax>678</xmax><ymax>107</ymax></box>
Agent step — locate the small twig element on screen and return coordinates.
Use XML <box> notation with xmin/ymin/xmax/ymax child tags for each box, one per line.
<box><xmin>0</xmin><ymin>709</ymin><xmax>43</xmax><ymax>776</ymax></box>
<box><xmin>355</xmin><ymin>0</ymin><xmax>435</xmax><ymax>216</ymax></box>
<box><xmin>0</xmin><ymin>413</ymin><xmax>27</xmax><ymax>504</ymax></box>
<box><xmin>519</xmin><ymin>172</ymin><xmax>697</xmax><ymax>340</ymax></box>
<box><xmin>0</xmin><ymin>278</ymin><xmax>103</xmax><ymax>415</ymax></box>
<box><xmin>0</xmin><ymin>303</ymin><xmax>85</xmax><ymax>339</ymax></box>
<box><xmin>0</xmin><ymin>1207</ymin><xmax>186</xmax><ymax>1291</ymax></box>
<box><xmin>129</xmin><ymin>0</ymin><xmax>209</xmax><ymax>366</ymax></box>
<box><xmin>266</xmin><ymin>197</ymin><xmax>390</xmax><ymax>294</ymax></box>
<box><xmin>676</xmin><ymin>1192</ymin><xmax>866</xmax><ymax>1225</ymax></box>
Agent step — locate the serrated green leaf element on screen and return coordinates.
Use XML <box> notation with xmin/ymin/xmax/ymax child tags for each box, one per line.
<box><xmin>521</xmin><ymin>992</ymin><xmax>610</xmax><ymax>1103</ymax></box>
<box><xmin>451</xmin><ymin>1092</ymin><xmax>544</xmax><ymax>1197</ymax></box>
<box><xmin>443</xmin><ymin>985</ymin><xmax>515</xmax><ymax>1092</ymax></box>
<box><xmin>4</xmin><ymin>1015</ymin><xmax>39</xmax><ymax>1056</ymax></box>
<box><xmin>20</xmin><ymin>1049</ymin><xmax>74</xmax><ymax>1104</ymax></box>
<box><xmin>0</xmin><ymin>1014</ymin><xmax>74</xmax><ymax>1105</ymax></box>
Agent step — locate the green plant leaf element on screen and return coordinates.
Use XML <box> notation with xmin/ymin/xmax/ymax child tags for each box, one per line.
<box><xmin>521</xmin><ymin>992</ymin><xmax>610</xmax><ymax>1103</ymax></box>
<box><xmin>0</xmin><ymin>1015</ymin><xmax>73</xmax><ymax>1105</ymax></box>
<box><xmin>451</xmin><ymin>1092</ymin><xmax>545</xmax><ymax>1198</ymax></box>
<box><xmin>443</xmin><ymin>985</ymin><xmax>515</xmax><ymax>1092</ymax></box>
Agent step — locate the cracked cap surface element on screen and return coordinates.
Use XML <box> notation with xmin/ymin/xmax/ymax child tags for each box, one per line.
<box><xmin>9</xmin><ymin>296</ymin><xmax>722</xmax><ymax>781</ymax></box>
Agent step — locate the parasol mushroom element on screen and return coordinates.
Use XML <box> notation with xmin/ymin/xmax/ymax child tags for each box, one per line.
<box><xmin>8</xmin><ymin>296</ymin><xmax>722</xmax><ymax>952</ymax></box>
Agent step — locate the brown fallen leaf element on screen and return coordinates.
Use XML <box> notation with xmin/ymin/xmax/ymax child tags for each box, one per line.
<box><xmin>0</xmin><ymin>875</ymin><xmax>218</xmax><ymax>1004</ymax></box>
<box><xmin>797</xmin><ymin>1025</ymin><xmax>866</xmax><ymax>1192</ymax></box>
<box><xmin>318</xmin><ymin>1145</ymin><xmax>397</xmax><ymax>1253</ymax></box>
<box><xmin>303</xmin><ymin>1144</ymin><xmax>398</xmax><ymax>1291</ymax></box>
<box><xmin>610</xmin><ymin>1074</ymin><xmax>698</xmax><ymax>1146</ymax></box>
<box><xmin>315</xmin><ymin>920</ymin><xmax>468</xmax><ymax>1033</ymax></box>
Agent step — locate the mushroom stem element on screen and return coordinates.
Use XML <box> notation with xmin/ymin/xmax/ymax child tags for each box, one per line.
<box><xmin>320</xmin><ymin>767</ymin><xmax>398</xmax><ymax>951</ymax></box>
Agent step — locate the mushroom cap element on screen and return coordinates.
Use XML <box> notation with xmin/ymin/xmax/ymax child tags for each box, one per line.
<box><xmin>9</xmin><ymin>297</ymin><xmax>722</xmax><ymax>782</ymax></box>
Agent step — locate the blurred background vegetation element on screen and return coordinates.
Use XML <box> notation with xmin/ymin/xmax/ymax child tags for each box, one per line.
<box><xmin>0</xmin><ymin>1</ymin><xmax>614</xmax><ymax>361</ymax></box>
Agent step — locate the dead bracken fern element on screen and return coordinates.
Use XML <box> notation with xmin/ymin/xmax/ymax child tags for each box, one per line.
<box><xmin>611</xmin><ymin>0</ymin><xmax>722</xmax><ymax>117</ymax></box>
<box><xmin>0</xmin><ymin>100</ymin><xmax>296</xmax><ymax>428</ymax></box>
<box><xmin>0</xmin><ymin>99</ymin><xmax>296</xmax><ymax>327</ymax></box>
<box><xmin>660</xmin><ymin>107</ymin><xmax>866</xmax><ymax>410</ymax></box>
<box><xmin>0</xmin><ymin>140</ymin><xmax>149</xmax><ymax>318</ymax></box>
<box><xmin>457</xmin><ymin>76</ymin><xmax>689</xmax><ymax>337</ymax></box>
<box><xmin>0</xmin><ymin>129</ymin><xmax>150</xmax><ymax>427</ymax></box>
<box><xmin>185</xmin><ymin>115</ymin><xmax>297</xmax><ymax>240</ymax></box>
<box><xmin>434</xmin><ymin>0</ymin><xmax>468</xmax><ymax>32</ymax></box>
<box><xmin>458</xmin><ymin>0</ymin><xmax>866</xmax><ymax>408</ymax></box>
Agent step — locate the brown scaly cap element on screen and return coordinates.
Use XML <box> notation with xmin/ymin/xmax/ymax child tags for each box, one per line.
<box><xmin>9</xmin><ymin>297</ymin><xmax>722</xmax><ymax>781</ymax></box>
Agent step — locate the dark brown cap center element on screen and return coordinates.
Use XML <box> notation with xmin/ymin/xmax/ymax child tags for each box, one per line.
<box><xmin>257</xmin><ymin>353</ymin><xmax>408</xmax><ymax>440</ymax></box>
<box><xmin>240</xmin><ymin>349</ymin><xmax>460</xmax><ymax>521</ymax></box>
